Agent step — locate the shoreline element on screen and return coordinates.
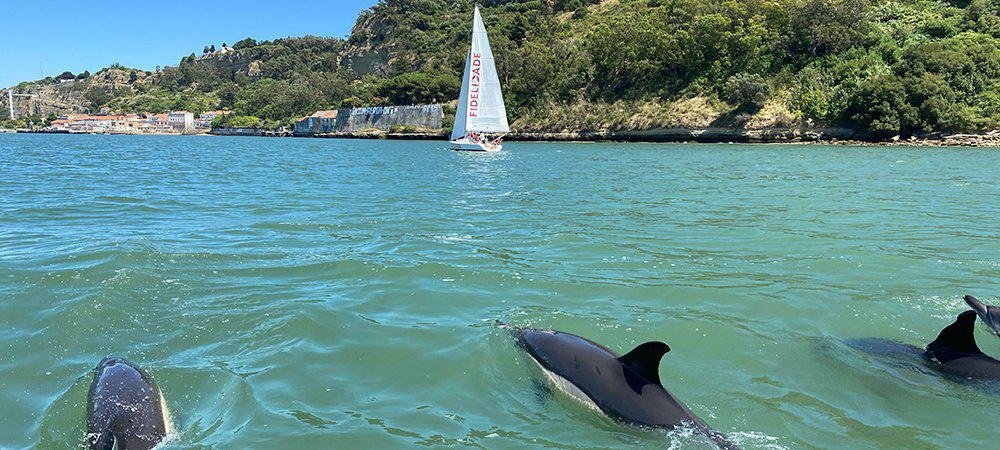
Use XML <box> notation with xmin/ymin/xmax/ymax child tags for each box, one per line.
<box><xmin>307</xmin><ymin>127</ymin><xmax>1000</xmax><ymax>147</ymax></box>
<box><xmin>4</xmin><ymin>129</ymin><xmax>210</xmax><ymax>137</ymax></box>
<box><xmin>506</xmin><ymin>128</ymin><xmax>1000</xmax><ymax>147</ymax></box>
<box><xmin>7</xmin><ymin>127</ymin><xmax>999</xmax><ymax>147</ymax></box>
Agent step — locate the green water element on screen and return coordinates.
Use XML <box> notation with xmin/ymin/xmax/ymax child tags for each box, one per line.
<box><xmin>1</xmin><ymin>134</ymin><xmax>997</xmax><ymax>449</ymax></box>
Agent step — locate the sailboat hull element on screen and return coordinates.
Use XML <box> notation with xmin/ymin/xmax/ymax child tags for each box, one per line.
<box><xmin>450</xmin><ymin>140</ymin><xmax>502</xmax><ymax>152</ymax></box>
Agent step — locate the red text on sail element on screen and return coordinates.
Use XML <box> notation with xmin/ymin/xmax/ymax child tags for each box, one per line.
<box><xmin>469</xmin><ymin>53</ymin><xmax>481</xmax><ymax>118</ymax></box>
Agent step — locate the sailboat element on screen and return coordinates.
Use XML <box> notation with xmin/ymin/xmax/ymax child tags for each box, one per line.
<box><xmin>450</xmin><ymin>6</ymin><xmax>509</xmax><ymax>152</ymax></box>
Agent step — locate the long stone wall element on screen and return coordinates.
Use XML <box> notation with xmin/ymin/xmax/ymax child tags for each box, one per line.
<box><xmin>333</xmin><ymin>104</ymin><xmax>443</xmax><ymax>133</ymax></box>
<box><xmin>210</xmin><ymin>127</ymin><xmax>264</xmax><ymax>136</ymax></box>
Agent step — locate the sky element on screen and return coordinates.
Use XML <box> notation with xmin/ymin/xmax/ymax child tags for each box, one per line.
<box><xmin>0</xmin><ymin>0</ymin><xmax>380</xmax><ymax>88</ymax></box>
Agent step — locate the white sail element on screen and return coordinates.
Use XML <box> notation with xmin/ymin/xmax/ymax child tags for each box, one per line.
<box><xmin>451</xmin><ymin>7</ymin><xmax>509</xmax><ymax>141</ymax></box>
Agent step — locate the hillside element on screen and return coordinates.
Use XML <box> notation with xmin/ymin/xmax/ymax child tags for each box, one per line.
<box><xmin>4</xmin><ymin>0</ymin><xmax>999</xmax><ymax>136</ymax></box>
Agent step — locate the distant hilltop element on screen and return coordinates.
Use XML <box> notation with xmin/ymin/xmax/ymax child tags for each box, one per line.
<box><xmin>3</xmin><ymin>0</ymin><xmax>999</xmax><ymax>138</ymax></box>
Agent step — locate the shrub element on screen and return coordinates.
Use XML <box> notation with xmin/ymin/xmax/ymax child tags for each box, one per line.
<box><xmin>227</xmin><ymin>115</ymin><xmax>262</xmax><ymax>128</ymax></box>
<box><xmin>723</xmin><ymin>73</ymin><xmax>771</xmax><ymax>110</ymax></box>
<box><xmin>339</xmin><ymin>97</ymin><xmax>365</xmax><ymax>108</ymax></box>
<box><xmin>843</xmin><ymin>75</ymin><xmax>916</xmax><ymax>133</ymax></box>
<box><xmin>376</xmin><ymin>72</ymin><xmax>460</xmax><ymax>105</ymax></box>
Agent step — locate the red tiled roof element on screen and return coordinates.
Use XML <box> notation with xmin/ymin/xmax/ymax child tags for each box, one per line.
<box><xmin>312</xmin><ymin>110</ymin><xmax>338</xmax><ymax>119</ymax></box>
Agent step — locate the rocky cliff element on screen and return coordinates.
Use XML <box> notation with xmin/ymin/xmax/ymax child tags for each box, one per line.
<box><xmin>5</xmin><ymin>67</ymin><xmax>152</xmax><ymax>118</ymax></box>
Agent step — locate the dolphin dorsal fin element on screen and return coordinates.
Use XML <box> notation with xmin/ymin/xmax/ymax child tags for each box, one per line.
<box><xmin>927</xmin><ymin>310</ymin><xmax>983</xmax><ymax>360</ymax></box>
<box><xmin>617</xmin><ymin>341</ymin><xmax>670</xmax><ymax>386</ymax></box>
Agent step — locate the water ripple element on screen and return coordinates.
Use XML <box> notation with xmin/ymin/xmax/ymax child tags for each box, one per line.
<box><xmin>0</xmin><ymin>136</ymin><xmax>997</xmax><ymax>448</ymax></box>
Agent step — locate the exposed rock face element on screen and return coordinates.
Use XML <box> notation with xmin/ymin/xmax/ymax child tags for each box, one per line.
<box><xmin>507</xmin><ymin>128</ymin><xmax>1000</xmax><ymax>146</ymax></box>
<box><xmin>342</xmin><ymin>8</ymin><xmax>395</xmax><ymax>75</ymax></box>
<box><xmin>246</xmin><ymin>60</ymin><xmax>263</xmax><ymax>78</ymax></box>
<box><xmin>507</xmin><ymin>127</ymin><xmax>861</xmax><ymax>143</ymax></box>
<box><xmin>934</xmin><ymin>131</ymin><xmax>1000</xmax><ymax>147</ymax></box>
<box><xmin>196</xmin><ymin>51</ymin><xmax>255</xmax><ymax>77</ymax></box>
<box><xmin>5</xmin><ymin>68</ymin><xmax>150</xmax><ymax>117</ymax></box>
<box><xmin>4</xmin><ymin>84</ymin><xmax>89</xmax><ymax>118</ymax></box>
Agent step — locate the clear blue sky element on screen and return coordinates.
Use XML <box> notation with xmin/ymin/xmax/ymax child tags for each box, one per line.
<box><xmin>0</xmin><ymin>0</ymin><xmax>380</xmax><ymax>88</ymax></box>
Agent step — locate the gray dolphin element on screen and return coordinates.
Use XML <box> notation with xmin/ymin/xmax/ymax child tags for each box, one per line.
<box><xmin>964</xmin><ymin>295</ymin><xmax>1000</xmax><ymax>338</ymax></box>
<box><xmin>925</xmin><ymin>300</ymin><xmax>1000</xmax><ymax>379</ymax></box>
<box><xmin>513</xmin><ymin>328</ymin><xmax>740</xmax><ymax>449</ymax></box>
<box><xmin>847</xmin><ymin>295</ymin><xmax>1000</xmax><ymax>382</ymax></box>
<box><xmin>87</xmin><ymin>356</ymin><xmax>172</xmax><ymax>450</ymax></box>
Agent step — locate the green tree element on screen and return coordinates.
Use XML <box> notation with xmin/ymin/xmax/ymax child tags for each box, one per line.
<box><xmin>84</xmin><ymin>88</ymin><xmax>115</xmax><ymax>110</ymax></box>
<box><xmin>843</xmin><ymin>75</ymin><xmax>916</xmax><ymax>134</ymax></box>
<box><xmin>791</xmin><ymin>0</ymin><xmax>870</xmax><ymax>57</ymax></box>
<box><xmin>30</xmin><ymin>0</ymin><xmax>997</xmax><ymax>136</ymax></box>
<box><xmin>339</xmin><ymin>96</ymin><xmax>364</xmax><ymax>108</ymax></box>
<box><xmin>376</xmin><ymin>72</ymin><xmax>460</xmax><ymax>105</ymax></box>
<box><xmin>723</xmin><ymin>73</ymin><xmax>771</xmax><ymax>110</ymax></box>
<box><xmin>233</xmin><ymin>38</ymin><xmax>257</xmax><ymax>49</ymax></box>
<box><xmin>227</xmin><ymin>115</ymin><xmax>261</xmax><ymax>128</ymax></box>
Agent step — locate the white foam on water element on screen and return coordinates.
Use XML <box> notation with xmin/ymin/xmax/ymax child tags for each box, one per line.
<box><xmin>726</xmin><ymin>430</ymin><xmax>789</xmax><ymax>450</ymax></box>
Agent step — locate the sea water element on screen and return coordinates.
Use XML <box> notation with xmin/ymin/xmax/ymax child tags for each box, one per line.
<box><xmin>1</xmin><ymin>134</ymin><xmax>997</xmax><ymax>448</ymax></box>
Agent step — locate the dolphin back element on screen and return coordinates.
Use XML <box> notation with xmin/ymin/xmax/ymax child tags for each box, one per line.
<box><xmin>87</xmin><ymin>357</ymin><xmax>168</xmax><ymax>450</ymax></box>
<box><xmin>514</xmin><ymin>329</ymin><xmax>740</xmax><ymax>448</ymax></box>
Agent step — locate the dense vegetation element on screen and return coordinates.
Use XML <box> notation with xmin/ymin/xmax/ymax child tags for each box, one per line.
<box><xmin>9</xmin><ymin>0</ymin><xmax>999</xmax><ymax>134</ymax></box>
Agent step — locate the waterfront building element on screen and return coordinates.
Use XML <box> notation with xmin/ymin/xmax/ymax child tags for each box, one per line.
<box><xmin>81</xmin><ymin>115</ymin><xmax>123</xmax><ymax>132</ymax></box>
<box><xmin>293</xmin><ymin>110</ymin><xmax>338</xmax><ymax>136</ymax></box>
<box><xmin>167</xmin><ymin>111</ymin><xmax>195</xmax><ymax>130</ymax></box>
<box><xmin>196</xmin><ymin>110</ymin><xmax>226</xmax><ymax>128</ymax></box>
<box><xmin>44</xmin><ymin>113</ymin><xmax>180</xmax><ymax>134</ymax></box>
<box><xmin>138</xmin><ymin>114</ymin><xmax>168</xmax><ymax>133</ymax></box>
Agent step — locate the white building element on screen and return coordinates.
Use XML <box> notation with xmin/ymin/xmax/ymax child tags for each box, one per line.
<box><xmin>167</xmin><ymin>111</ymin><xmax>195</xmax><ymax>130</ymax></box>
<box><xmin>196</xmin><ymin>110</ymin><xmax>226</xmax><ymax>128</ymax></box>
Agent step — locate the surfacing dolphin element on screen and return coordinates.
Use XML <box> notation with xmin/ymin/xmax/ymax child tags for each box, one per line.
<box><xmin>847</xmin><ymin>295</ymin><xmax>1000</xmax><ymax>381</ymax></box>
<box><xmin>513</xmin><ymin>328</ymin><xmax>740</xmax><ymax>449</ymax></box>
<box><xmin>87</xmin><ymin>356</ymin><xmax>172</xmax><ymax>450</ymax></box>
<box><xmin>923</xmin><ymin>295</ymin><xmax>1000</xmax><ymax>379</ymax></box>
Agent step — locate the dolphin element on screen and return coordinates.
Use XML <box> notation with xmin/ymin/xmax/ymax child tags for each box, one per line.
<box><xmin>848</xmin><ymin>296</ymin><xmax>1000</xmax><ymax>381</ymax></box>
<box><xmin>964</xmin><ymin>294</ymin><xmax>1000</xmax><ymax>338</ymax></box>
<box><xmin>924</xmin><ymin>297</ymin><xmax>1000</xmax><ymax>379</ymax></box>
<box><xmin>513</xmin><ymin>328</ymin><xmax>740</xmax><ymax>449</ymax></box>
<box><xmin>87</xmin><ymin>356</ymin><xmax>172</xmax><ymax>450</ymax></box>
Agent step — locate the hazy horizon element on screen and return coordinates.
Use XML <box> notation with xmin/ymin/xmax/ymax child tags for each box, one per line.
<box><xmin>0</xmin><ymin>0</ymin><xmax>379</xmax><ymax>88</ymax></box>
